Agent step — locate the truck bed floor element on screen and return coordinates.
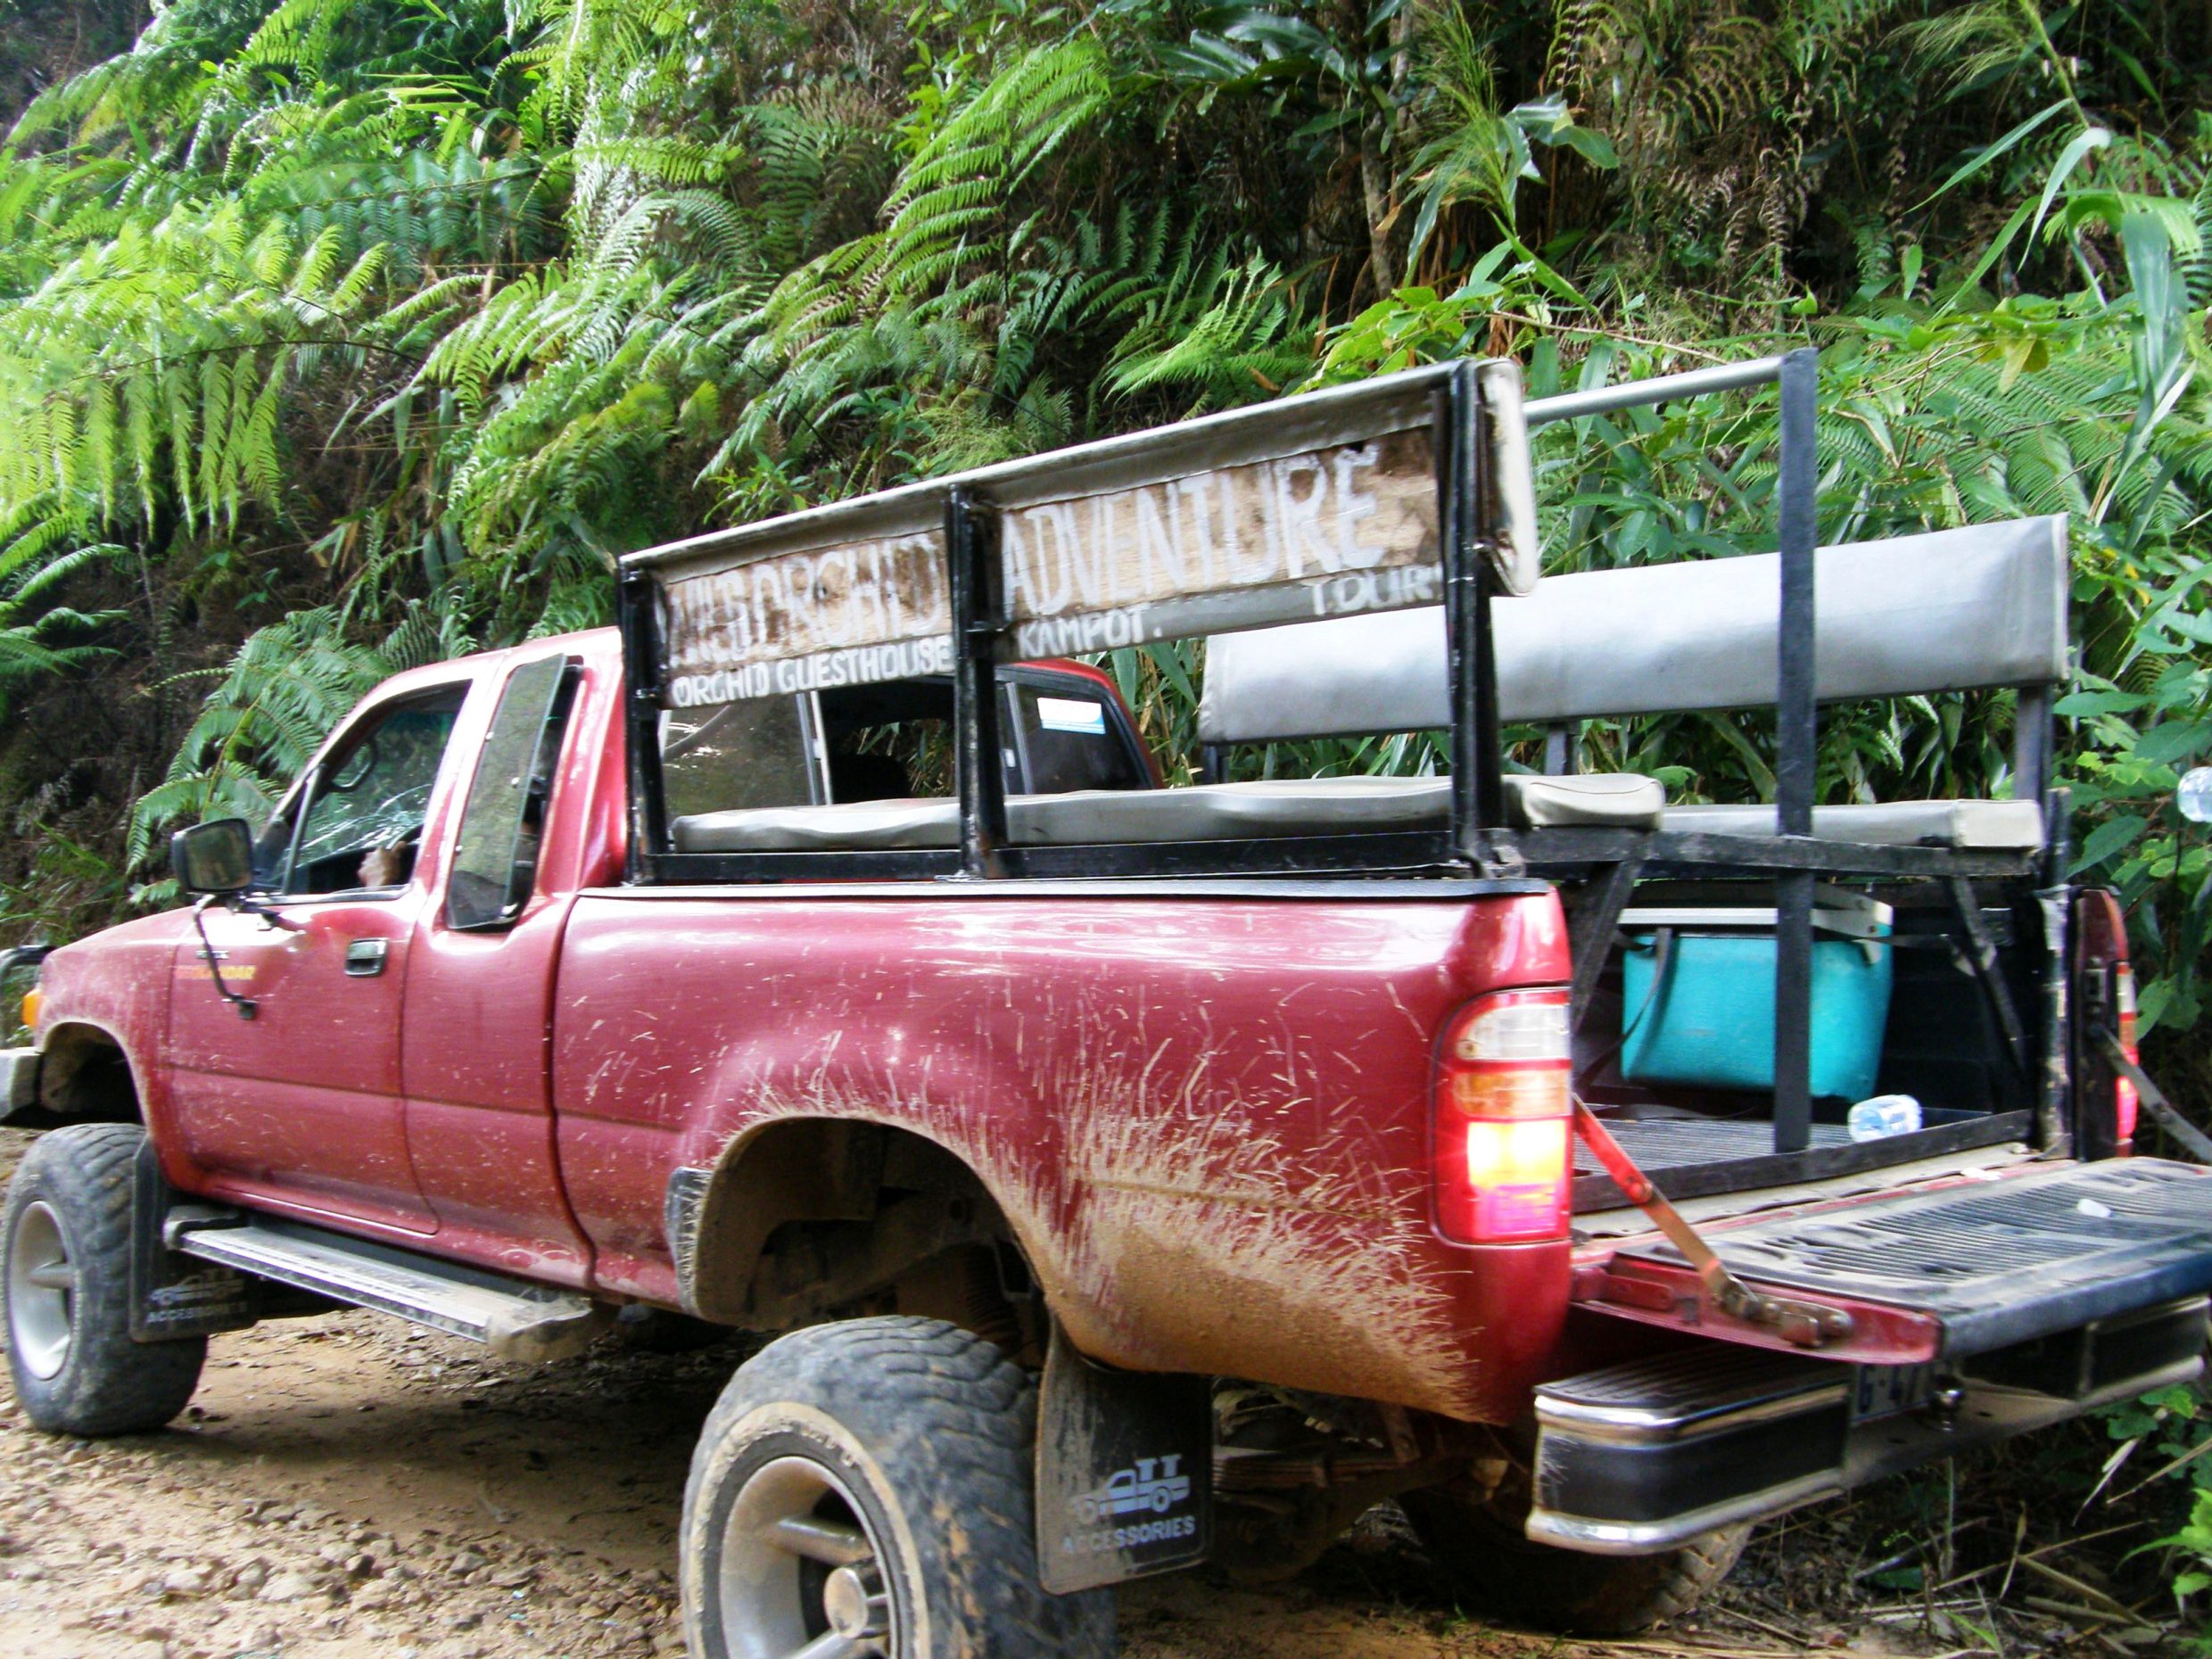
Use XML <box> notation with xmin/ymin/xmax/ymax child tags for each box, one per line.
<box><xmin>1571</xmin><ymin>1111</ymin><xmax>2033</xmax><ymax>1211</ymax></box>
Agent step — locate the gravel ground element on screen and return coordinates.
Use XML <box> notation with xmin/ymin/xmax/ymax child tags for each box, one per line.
<box><xmin>0</xmin><ymin>1125</ymin><xmax>2088</xmax><ymax>1659</ymax></box>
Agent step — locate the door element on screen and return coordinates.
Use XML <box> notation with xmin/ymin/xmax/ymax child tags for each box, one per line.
<box><xmin>399</xmin><ymin>653</ymin><xmax>596</xmax><ymax>1283</ymax></box>
<box><xmin>166</xmin><ymin>686</ymin><xmax>470</xmax><ymax>1234</ymax></box>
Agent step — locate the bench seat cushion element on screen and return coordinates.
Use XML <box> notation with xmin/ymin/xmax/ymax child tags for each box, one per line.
<box><xmin>668</xmin><ymin>772</ymin><xmax>1666</xmax><ymax>854</ymax></box>
<box><xmin>669</xmin><ymin>784</ymin><xmax>2042</xmax><ymax>854</ymax></box>
<box><xmin>673</xmin><ymin>798</ymin><xmax>962</xmax><ymax>853</ymax></box>
<box><xmin>1011</xmin><ymin>773</ymin><xmax>1662</xmax><ymax>843</ymax></box>
<box><xmin>1663</xmin><ymin>799</ymin><xmax>2044</xmax><ymax>850</ymax></box>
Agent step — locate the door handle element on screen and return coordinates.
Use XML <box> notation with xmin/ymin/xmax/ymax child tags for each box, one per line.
<box><xmin>343</xmin><ymin>938</ymin><xmax>389</xmax><ymax>978</ymax></box>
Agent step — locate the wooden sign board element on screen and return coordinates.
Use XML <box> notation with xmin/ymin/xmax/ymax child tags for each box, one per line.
<box><xmin>1000</xmin><ymin>427</ymin><xmax>1436</xmax><ymax>656</ymax></box>
<box><xmin>660</xmin><ymin>530</ymin><xmax>953</xmax><ymax>708</ymax></box>
<box><xmin>649</xmin><ymin>374</ymin><xmax>1450</xmax><ymax>709</ymax></box>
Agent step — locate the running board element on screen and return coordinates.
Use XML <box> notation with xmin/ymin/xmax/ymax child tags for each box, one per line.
<box><xmin>167</xmin><ymin>1214</ymin><xmax>608</xmax><ymax>1362</ymax></box>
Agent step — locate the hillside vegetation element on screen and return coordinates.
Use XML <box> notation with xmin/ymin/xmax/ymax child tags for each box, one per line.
<box><xmin>0</xmin><ymin>0</ymin><xmax>2208</xmax><ymax>1053</ymax></box>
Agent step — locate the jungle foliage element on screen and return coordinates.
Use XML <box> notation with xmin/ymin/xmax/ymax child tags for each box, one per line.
<box><xmin>4</xmin><ymin>0</ymin><xmax>2212</xmax><ymax>1619</ymax></box>
<box><xmin>0</xmin><ymin>0</ymin><xmax>2208</xmax><ymax>1036</ymax></box>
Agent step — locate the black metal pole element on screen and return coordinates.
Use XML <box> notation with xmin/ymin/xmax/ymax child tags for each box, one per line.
<box><xmin>1443</xmin><ymin>362</ymin><xmax>1509</xmax><ymax>867</ymax></box>
<box><xmin>2037</xmin><ymin>788</ymin><xmax>2072</xmax><ymax>1152</ymax></box>
<box><xmin>1467</xmin><ymin>372</ymin><xmax>1507</xmax><ymax>837</ymax></box>
<box><xmin>1772</xmin><ymin>347</ymin><xmax>1819</xmax><ymax>1152</ymax></box>
<box><xmin>1472</xmin><ymin>576</ymin><xmax>1506</xmax><ymax>834</ymax></box>
<box><xmin>948</xmin><ymin>486</ymin><xmax>1008</xmax><ymax>879</ymax></box>
<box><xmin>1543</xmin><ymin>723</ymin><xmax>1579</xmax><ymax>776</ymax></box>
<box><xmin>618</xmin><ymin>567</ymin><xmax>670</xmax><ymax>885</ymax></box>
<box><xmin>1439</xmin><ymin>378</ymin><xmax>1477</xmax><ymax>857</ymax></box>
<box><xmin>2014</xmin><ymin>683</ymin><xmax>2053</xmax><ymax>807</ymax></box>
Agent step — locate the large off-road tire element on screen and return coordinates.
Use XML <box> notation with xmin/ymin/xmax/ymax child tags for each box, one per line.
<box><xmin>3</xmin><ymin>1123</ymin><xmax>206</xmax><ymax>1436</ymax></box>
<box><xmin>681</xmin><ymin>1315</ymin><xmax>1116</xmax><ymax>1659</ymax></box>
<box><xmin>1400</xmin><ymin>1473</ymin><xmax>1748</xmax><ymax>1636</ymax></box>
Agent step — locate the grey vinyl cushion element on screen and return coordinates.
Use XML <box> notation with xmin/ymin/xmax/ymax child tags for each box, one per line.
<box><xmin>673</xmin><ymin>797</ymin><xmax>962</xmax><ymax>852</ymax></box>
<box><xmin>667</xmin><ymin>772</ymin><xmax>1665</xmax><ymax>853</ymax></box>
<box><xmin>1663</xmin><ymin>799</ymin><xmax>2046</xmax><ymax>850</ymax></box>
<box><xmin>1198</xmin><ymin>515</ymin><xmax>2069</xmax><ymax>742</ymax></box>
<box><xmin>669</xmin><ymin>781</ymin><xmax>2039</xmax><ymax>853</ymax></box>
<box><xmin>1009</xmin><ymin>773</ymin><xmax>1662</xmax><ymax>842</ymax></box>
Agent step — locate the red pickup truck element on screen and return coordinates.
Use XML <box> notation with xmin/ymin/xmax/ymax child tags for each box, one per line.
<box><xmin>6</xmin><ymin>351</ymin><xmax>2212</xmax><ymax>1659</ymax></box>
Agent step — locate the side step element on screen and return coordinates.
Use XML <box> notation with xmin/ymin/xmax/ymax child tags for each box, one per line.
<box><xmin>1531</xmin><ymin>1299</ymin><xmax>2208</xmax><ymax>1555</ymax></box>
<box><xmin>169</xmin><ymin>1214</ymin><xmax>607</xmax><ymax>1362</ymax></box>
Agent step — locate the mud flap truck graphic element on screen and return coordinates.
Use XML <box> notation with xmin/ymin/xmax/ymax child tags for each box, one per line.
<box><xmin>1073</xmin><ymin>1456</ymin><xmax>1194</xmax><ymax>1525</ymax></box>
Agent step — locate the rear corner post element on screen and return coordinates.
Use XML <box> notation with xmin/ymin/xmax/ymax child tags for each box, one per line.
<box><xmin>1443</xmin><ymin>362</ymin><xmax>1511</xmax><ymax>873</ymax></box>
<box><xmin>1772</xmin><ymin>345</ymin><xmax>1820</xmax><ymax>1154</ymax></box>
<box><xmin>948</xmin><ymin>485</ymin><xmax>1010</xmax><ymax>879</ymax></box>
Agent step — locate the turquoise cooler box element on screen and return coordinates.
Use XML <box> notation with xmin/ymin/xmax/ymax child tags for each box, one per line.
<box><xmin>1618</xmin><ymin>897</ymin><xmax>1894</xmax><ymax>1101</ymax></box>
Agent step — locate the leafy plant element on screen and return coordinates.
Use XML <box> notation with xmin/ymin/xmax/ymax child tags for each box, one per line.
<box><xmin>0</xmin><ymin>0</ymin><xmax>2202</xmax><ymax>1066</ymax></box>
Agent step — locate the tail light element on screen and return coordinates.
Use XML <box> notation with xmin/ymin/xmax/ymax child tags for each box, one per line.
<box><xmin>1434</xmin><ymin>988</ymin><xmax>1572</xmax><ymax>1243</ymax></box>
<box><xmin>2113</xmin><ymin>965</ymin><xmax>2140</xmax><ymax>1148</ymax></box>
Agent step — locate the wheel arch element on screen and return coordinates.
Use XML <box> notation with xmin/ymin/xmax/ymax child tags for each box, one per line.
<box><xmin>673</xmin><ymin>1114</ymin><xmax>1050</xmax><ymax>1337</ymax></box>
<box><xmin>36</xmin><ymin>1020</ymin><xmax>144</xmax><ymax>1124</ymax></box>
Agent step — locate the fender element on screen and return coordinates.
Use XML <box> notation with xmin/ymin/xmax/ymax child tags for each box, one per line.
<box><xmin>28</xmin><ymin>910</ymin><xmax>195</xmax><ymax>1174</ymax></box>
<box><xmin>556</xmin><ymin>887</ymin><xmax>1572</xmax><ymax>1420</ymax></box>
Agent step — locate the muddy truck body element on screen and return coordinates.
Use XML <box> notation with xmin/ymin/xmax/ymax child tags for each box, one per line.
<box><xmin>6</xmin><ymin>351</ymin><xmax>2211</xmax><ymax>1657</ymax></box>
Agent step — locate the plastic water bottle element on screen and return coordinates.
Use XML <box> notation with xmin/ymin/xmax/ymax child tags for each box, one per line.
<box><xmin>2180</xmin><ymin>765</ymin><xmax>2212</xmax><ymax>825</ymax></box>
<box><xmin>1847</xmin><ymin>1094</ymin><xmax>1922</xmax><ymax>1142</ymax></box>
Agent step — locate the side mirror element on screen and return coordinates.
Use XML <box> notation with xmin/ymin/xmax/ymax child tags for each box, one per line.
<box><xmin>170</xmin><ymin>819</ymin><xmax>255</xmax><ymax>896</ymax></box>
<box><xmin>1475</xmin><ymin>357</ymin><xmax>1541</xmax><ymax>597</ymax></box>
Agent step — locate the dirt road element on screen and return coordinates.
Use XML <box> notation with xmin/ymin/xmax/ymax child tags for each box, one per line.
<box><xmin>0</xmin><ymin>1127</ymin><xmax>1966</xmax><ymax>1659</ymax></box>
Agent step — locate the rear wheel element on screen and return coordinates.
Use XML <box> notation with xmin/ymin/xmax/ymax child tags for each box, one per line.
<box><xmin>3</xmin><ymin>1123</ymin><xmax>205</xmax><ymax>1436</ymax></box>
<box><xmin>1400</xmin><ymin>1470</ymin><xmax>1747</xmax><ymax>1635</ymax></box>
<box><xmin>681</xmin><ymin>1315</ymin><xmax>1114</xmax><ymax>1658</ymax></box>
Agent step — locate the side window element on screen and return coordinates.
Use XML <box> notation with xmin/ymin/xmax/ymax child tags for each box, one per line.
<box><xmin>660</xmin><ymin>694</ymin><xmax>822</xmax><ymax>821</ymax></box>
<box><xmin>447</xmin><ymin>657</ymin><xmax>579</xmax><ymax>931</ymax></box>
<box><xmin>268</xmin><ymin>689</ymin><xmax>467</xmax><ymax>896</ymax></box>
<box><xmin>1009</xmin><ymin>681</ymin><xmax>1146</xmax><ymax>794</ymax></box>
<box><xmin>649</xmin><ymin>674</ymin><xmax>1151</xmax><ymax>831</ymax></box>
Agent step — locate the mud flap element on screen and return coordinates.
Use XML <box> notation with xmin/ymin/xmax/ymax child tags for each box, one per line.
<box><xmin>1036</xmin><ymin>1323</ymin><xmax>1210</xmax><ymax>1593</ymax></box>
<box><xmin>128</xmin><ymin>1140</ymin><xmax>321</xmax><ymax>1340</ymax></box>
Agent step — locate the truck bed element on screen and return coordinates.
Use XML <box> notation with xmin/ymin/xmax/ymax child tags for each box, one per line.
<box><xmin>1569</xmin><ymin>1110</ymin><xmax>2035</xmax><ymax>1210</ymax></box>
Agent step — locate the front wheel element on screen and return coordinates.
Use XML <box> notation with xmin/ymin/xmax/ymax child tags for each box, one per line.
<box><xmin>1400</xmin><ymin>1471</ymin><xmax>1747</xmax><ymax>1636</ymax></box>
<box><xmin>681</xmin><ymin>1316</ymin><xmax>1114</xmax><ymax>1659</ymax></box>
<box><xmin>3</xmin><ymin>1123</ymin><xmax>206</xmax><ymax>1436</ymax></box>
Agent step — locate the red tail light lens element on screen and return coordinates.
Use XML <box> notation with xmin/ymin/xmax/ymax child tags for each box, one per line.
<box><xmin>1434</xmin><ymin>988</ymin><xmax>1572</xmax><ymax>1243</ymax></box>
<box><xmin>2115</xmin><ymin>964</ymin><xmax>2140</xmax><ymax>1149</ymax></box>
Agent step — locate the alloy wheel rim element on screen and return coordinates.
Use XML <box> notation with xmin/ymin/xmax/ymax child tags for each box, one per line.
<box><xmin>7</xmin><ymin>1201</ymin><xmax>77</xmax><ymax>1381</ymax></box>
<box><xmin>717</xmin><ymin>1454</ymin><xmax>895</xmax><ymax>1659</ymax></box>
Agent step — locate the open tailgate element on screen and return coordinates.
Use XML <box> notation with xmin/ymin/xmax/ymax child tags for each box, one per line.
<box><xmin>1584</xmin><ymin>1158</ymin><xmax>2212</xmax><ymax>1364</ymax></box>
